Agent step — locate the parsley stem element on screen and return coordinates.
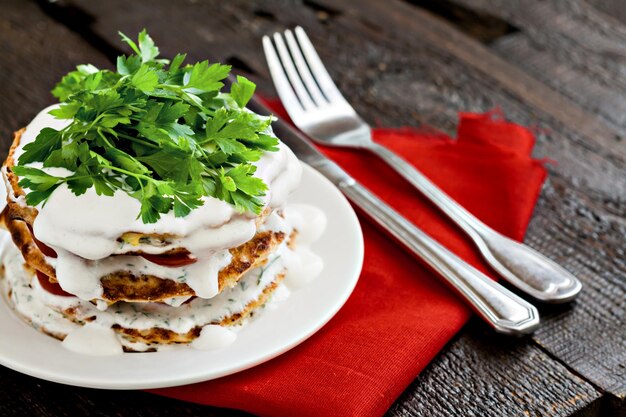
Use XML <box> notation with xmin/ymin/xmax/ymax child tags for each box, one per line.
<box><xmin>116</xmin><ymin>132</ymin><xmax>159</xmax><ymax>149</ymax></box>
<box><xmin>97</xmin><ymin>128</ymin><xmax>115</xmax><ymax>148</ymax></box>
<box><xmin>106</xmin><ymin>165</ymin><xmax>154</xmax><ymax>182</ymax></box>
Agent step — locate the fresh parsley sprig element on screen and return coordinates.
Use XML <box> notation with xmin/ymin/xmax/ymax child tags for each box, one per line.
<box><xmin>13</xmin><ymin>29</ymin><xmax>278</xmax><ymax>223</ymax></box>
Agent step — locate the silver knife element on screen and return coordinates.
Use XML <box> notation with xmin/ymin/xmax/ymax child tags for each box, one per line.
<box><xmin>247</xmin><ymin>97</ymin><xmax>539</xmax><ymax>335</ymax></box>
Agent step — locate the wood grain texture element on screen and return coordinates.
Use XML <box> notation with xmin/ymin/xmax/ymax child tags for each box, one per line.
<box><xmin>0</xmin><ymin>0</ymin><xmax>623</xmax><ymax>416</ymax></box>
<box><xmin>0</xmin><ymin>366</ymin><xmax>251</xmax><ymax>417</ymax></box>
<box><xmin>439</xmin><ymin>0</ymin><xmax>626</xmax><ymax>404</ymax></box>
<box><xmin>387</xmin><ymin>320</ymin><xmax>603</xmax><ymax>417</ymax></box>
<box><xmin>587</xmin><ymin>0</ymin><xmax>626</xmax><ymax>26</ymax></box>
<box><xmin>451</xmin><ymin>0</ymin><xmax>626</xmax><ymax>134</ymax></box>
<box><xmin>0</xmin><ymin>0</ymin><xmax>109</xmax><ymax>161</ymax></box>
<box><xmin>492</xmin><ymin>33</ymin><xmax>626</xmax><ymax>134</ymax></box>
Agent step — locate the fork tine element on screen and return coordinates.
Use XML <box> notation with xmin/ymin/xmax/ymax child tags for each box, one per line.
<box><xmin>263</xmin><ymin>35</ymin><xmax>305</xmax><ymax>122</ymax></box>
<box><xmin>273</xmin><ymin>33</ymin><xmax>316</xmax><ymax>111</ymax></box>
<box><xmin>294</xmin><ymin>26</ymin><xmax>345</xmax><ymax>102</ymax></box>
<box><xmin>284</xmin><ymin>29</ymin><xmax>327</xmax><ymax>106</ymax></box>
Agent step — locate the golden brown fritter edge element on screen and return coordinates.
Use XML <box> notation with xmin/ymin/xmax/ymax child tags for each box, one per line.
<box><xmin>113</xmin><ymin>272</ymin><xmax>285</xmax><ymax>349</ymax></box>
<box><xmin>3</xmin><ymin>263</ymin><xmax>286</xmax><ymax>351</ymax></box>
<box><xmin>100</xmin><ymin>230</ymin><xmax>286</xmax><ymax>301</ymax></box>
<box><xmin>2</xmin><ymin>207</ymin><xmax>286</xmax><ymax>302</ymax></box>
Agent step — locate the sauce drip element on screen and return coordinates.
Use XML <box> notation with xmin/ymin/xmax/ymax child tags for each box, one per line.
<box><xmin>191</xmin><ymin>325</ymin><xmax>237</xmax><ymax>350</ymax></box>
<box><xmin>36</xmin><ymin>271</ymin><xmax>72</xmax><ymax>297</ymax></box>
<box><xmin>27</xmin><ymin>224</ymin><xmax>57</xmax><ymax>258</ymax></box>
<box><xmin>282</xmin><ymin>205</ymin><xmax>327</xmax><ymax>288</ymax></box>
<box><xmin>61</xmin><ymin>322</ymin><xmax>123</xmax><ymax>356</ymax></box>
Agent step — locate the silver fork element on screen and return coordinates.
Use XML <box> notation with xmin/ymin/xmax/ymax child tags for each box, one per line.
<box><xmin>263</xmin><ymin>27</ymin><xmax>582</xmax><ymax>303</ymax></box>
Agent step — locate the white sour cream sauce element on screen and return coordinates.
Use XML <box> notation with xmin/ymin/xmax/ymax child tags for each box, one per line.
<box><xmin>62</xmin><ymin>322</ymin><xmax>124</xmax><ymax>356</ymax></box>
<box><xmin>0</xmin><ymin>205</ymin><xmax>327</xmax><ymax>354</ymax></box>
<box><xmin>191</xmin><ymin>325</ymin><xmax>237</xmax><ymax>350</ymax></box>
<box><xmin>281</xmin><ymin>205</ymin><xmax>326</xmax><ymax>288</ymax></box>
<box><xmin>9</xmin><ymin>105</ymin><xmax>303</xmax><ymax>301</ymax></box>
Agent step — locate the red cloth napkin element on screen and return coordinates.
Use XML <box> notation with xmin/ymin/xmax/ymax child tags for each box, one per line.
<box><xmin>150</xmin><ymin>103</ymin><xmax>547</xmax><ymax>417</ymax></box>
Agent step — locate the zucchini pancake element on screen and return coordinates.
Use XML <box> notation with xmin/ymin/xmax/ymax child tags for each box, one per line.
<box><xmin>0</xmin><ymin>31</ymin><xmax>322</xmax><ymax>353</ymax></box>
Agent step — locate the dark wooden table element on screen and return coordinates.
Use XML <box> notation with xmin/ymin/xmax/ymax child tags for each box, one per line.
<box><xmin>1</xmin><ymin>1</ymin><xmax>624</xmax><ymax>416</ymax></box>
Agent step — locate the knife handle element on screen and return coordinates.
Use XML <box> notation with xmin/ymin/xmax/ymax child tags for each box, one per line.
<box><xmin>339</xmin><ymin>180</ymin><xmax>539</xmax><ymax>335</ymax></box>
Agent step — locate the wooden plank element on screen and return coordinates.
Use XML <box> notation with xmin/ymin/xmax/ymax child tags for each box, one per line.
<box><xmin>492</xmin><ymin>33</ymin><xmax>626</xmax><ymax>133</ymax></box>
<box><xmin>0</xmin><ymin>0</ymin><xmax>619</xmax><ymax>416</ymax></box>
<box><xmin>0</xmin><ymin>0</ymin><xmax>109</xmax><ymax>161</ymax></box>
<box><xmin>388</xmin><ymin>320</ymin><xmax>603</xmax><ymax>417</ymax></box>
<box><xmin>587</xmin><ymin>0</ymin><xmax>626</xmax><ymax>26</ymax></box>
<box><xmin>362</xmin><ymin>0</ymin><xmax>626</xmax><ymax>164</ymax></box>
<box><xmin>0</xmin><ymin>366</ymin><xmax>250</xmax><ymax>417</ymax></box>
<box><xmin>424</xmin><ymin>0</ymin><xmax>626</xmax><ymax>405</ymax></box>
<box><xmin>451</xmin><ymin>0</ymin><xmax>626</xmax><ymax>126</ymax></box>
<box><xmin>525</xmin><ymin>179</ymin><xmax>626</xmax><ymax>396</ymax></box>
<box><xmin>452</xmin><ymin>0</ymin><xmax>626</xmax><ymax>52</ymax></box>
<box><xmin>396</xmin><ymin>0</ymin><xmax>519</xmax><ymax>43</ymax></box>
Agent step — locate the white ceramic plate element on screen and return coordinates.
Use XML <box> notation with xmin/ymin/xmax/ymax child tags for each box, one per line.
<box><xmin>0</xmin><ymin>163</ymin><xmax>364</xmax><ymax>389</ymax></box>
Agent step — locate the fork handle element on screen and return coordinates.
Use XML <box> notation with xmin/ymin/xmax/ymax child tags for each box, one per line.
<box><xmin>340</xmin><ymin>180</ymin><xmax>539</xmax><ymax>335</ymax></box>
<box><xmin>365</xmin><ymin>142</ymin><xmax>581</xmax><ymax>303</ymax></box>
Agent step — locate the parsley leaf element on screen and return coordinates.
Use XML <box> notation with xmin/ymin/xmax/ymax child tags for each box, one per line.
<box><xmin>18</xmin><ymin>128</ymin><xmax>62</xmax><ymax>165</ymax></box>
<box><xmin>183</xmin><ymin>61</ymin><xmax>230</xmax><ymax>93</ymax></box>
<box><xmin>137</xmin><ymin>29</ymin><xmax>160</xmax><ymax>63</ymax></box>
<box><xmin>131</xmin><ymin>65</ymin><xmax>159</xmax><ymax>92</ymax></box>
<box><xmin>14</xmin><ymin>30</ymin><xmax>280</xmax><ymax>223</ymax></box>
<box><xmin>231</xmin><ymin>75</ymin><xmax>256</xmax><ymax>108</ymax></box>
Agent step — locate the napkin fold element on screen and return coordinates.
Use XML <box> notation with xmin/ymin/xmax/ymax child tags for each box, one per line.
<box><xmin>150</xmin><ymin>102</ymin><xmax>547</xmax><ymax>417</ymax></box>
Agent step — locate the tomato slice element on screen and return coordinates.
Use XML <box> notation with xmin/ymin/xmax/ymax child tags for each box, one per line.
<box><xmin>36</xmin><ymin>271</ymin><xmax>73</xmax><ymax>297</ymax></box>
<box><xmin>141</xmin><ymin>253</ymin><xmax>197</xmax><ymax>267</ymax></box>
<box><xmin>26</xmin><ymin>224</ymin><xmax>57</xmax><ymax>258</ymax></box>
